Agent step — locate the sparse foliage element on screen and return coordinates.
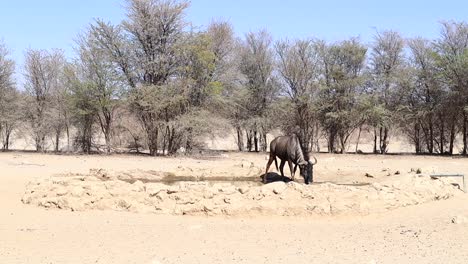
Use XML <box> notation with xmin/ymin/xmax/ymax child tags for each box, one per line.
<box><xmin>0</xmin><ymin>41</ymin><xmax>19</xmax><ymax>150</ymax></box>
<box><xmin>23</xmin><ymin>49</ymin><xmax>66</xmax><ymax>152</ymax></box>
<box><xmin>276</xmin><ymin>38</ymin><xmax>320</xmax><ymax>154</ymax></box>
<box><xmin>1</xmin><ymin>2</ymin><xmax>467</xmax><ymax>156</ymax></box>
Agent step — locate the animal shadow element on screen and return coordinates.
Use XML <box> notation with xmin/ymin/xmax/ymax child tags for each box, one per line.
<box><xmin>261</xmin><ymin>172</ymin><xmax>292</xmax><ymax>184</ymax></box>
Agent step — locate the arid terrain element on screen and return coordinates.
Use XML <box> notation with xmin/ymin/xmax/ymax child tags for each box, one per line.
<box><xmin>1</xmin><ymin>151</ymin><xmax>468</xmax><ymax>263</ymax></box>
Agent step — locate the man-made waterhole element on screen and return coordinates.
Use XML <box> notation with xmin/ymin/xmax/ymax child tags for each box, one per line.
<box><xmin>122</xmin><ymin>175</ymin><xmax>263</xmax><ymax>186</ymax></box>
<box><xmin>119</xmin><ymin>174</ymin><xmax>371</xmax><ymax>187</ymax></box>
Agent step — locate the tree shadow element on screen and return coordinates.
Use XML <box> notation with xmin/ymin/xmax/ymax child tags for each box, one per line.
<box><xmin>261</xmin><ymin>172</ymin><xmax>292</xmax><ymax>184</ymax></box>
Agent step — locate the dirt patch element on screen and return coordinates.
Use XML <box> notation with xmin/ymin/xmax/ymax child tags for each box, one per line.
<box><xmin>22</xmin><ymin>169</ymin><xmax>462</xmax><ymax>217</ymax></box>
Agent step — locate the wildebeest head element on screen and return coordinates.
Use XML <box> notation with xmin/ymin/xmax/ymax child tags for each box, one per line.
<box><xmin>299</xmin><ymin>156</ymin><xmax>317</xmax><ymax>185</ymax></box>
<box><xmin>298</xmin><ymin>161</ymin><xmax>309</xmax><ymax>184</ymax></box>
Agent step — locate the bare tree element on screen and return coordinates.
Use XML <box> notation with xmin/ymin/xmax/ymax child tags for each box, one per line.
<box><xmin>369</xmin><ymin>30</ymin><xmax>405</xmax><ymax>154</ymax></box>
<box><xmin>398</xmin><ymin>37</ymin><xmax>443</xmax><ymax>154</ymax></box>
<box><xmin>24</xmin><ymin>49</ymin><xmax>65</xmax><ymax>152</ymax></box>
<box><xmin>0</xmin><ymin>41</ymin><xmax>19</xmax><ymax>151</ymax></box>
<box><xmin>433</xmin><ymin>21</ymin><xmax>468</xmax><ymax>154</ymax></box>
<box><xmin>276</xmin><ymin>38</ymin><xmax>320</xmax><ymax>154</ymax></box>
<box><xmin>317</xmin><ymin>38</ymin><xmax>367</xmax><ymax>153</ymax></box>
<box><xmin>91</xmin><ymin>0</ymin><xmax>189</xmax><ymax>155</ymax></box>
<box><xmin>76</xmin><ymin>29</ymin><xmax>124</xmax><ymax>153</ymax></box>
<box><xmin>206</xmin><ymin>20</ymin><xmax>246</xmax><ymax>151</ymax></box>
<box><xmin>239</xmin><ymin>30</ymin><xmax>278</xmax><ymax>152</ymax></box>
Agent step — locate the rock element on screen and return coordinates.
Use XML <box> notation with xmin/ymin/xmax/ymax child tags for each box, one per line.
<box><xmin>173</xmin><ymin>193</ymin><xmax>198</xmax><ymax>205</ymax></box>
<box><xmin>262</xmin><ymin>182</ymin><xmax>287</xmax><ymax>195</ymax></box>
<box><xmin>247</xmin><ymin>189</ymin><xmax>265</xmax><ymax>200</ymax></box>
<box><xmin>146</xmin><ymin>183</ymin><xmax>167</xmax><ymax>196</ymax></box>
<box><xmin>55</xmin><ymin>187</ymin><xmax>68</xmax><ymax>196</ymax></box>
<box><xmin>131</xmin><ymin>180</ymin><xmax>145</xmax><ymax>192</ymax></box>
<box><xmin>70</xmin><ymin>186</ymin><xmax>84</xmax><ymax>197</ymax></box>
<box><xmin>115</xmin><ymin>199</ymin><xmax>131</xmax><ymax>210</ymax></box>
<box><xmin>202</xmin><ymin>189</ymin><xmax>215</xmax><ymax>199</ymax></box>
<box><xmin>21</xmin><ymin>166</ymin><xmax>463</xmax><ymax>217</ymax></box>
<box><xmin>89</xmin><ymin>168</ymin><xmax>111</xmax><ymax>179</ymax></box>
<box><xmin>238</xmin><ymin>186</ymin><xmax>250</xmax><ymax>194</ymax></box>
<box><xmin>201</xmin><ymin>200</ymin><xmax>217</xmax><ymax>215</ymax></box>
<box><xmin>219</xmin><ymin>186</ymin><xmax>237</xmax><ymax>195</ymax></box>
<box><xmin>155</xmin><ymin>191</ymin><xmax>168</xmax><ymax>201</ymax></box>
<box><xmin>212</xmin><ymin>183</ymin><xmax>235</xmax><ymax>193</ymax></box>
<box><xmin>451</xmin><ymin>215</ymin><xmax>468</xmax><ymax>224</ymax></box>
<box><xmin>287</xmin><ymin>181</ymin><xmax>304</xmax><ymax>192</ymax></box>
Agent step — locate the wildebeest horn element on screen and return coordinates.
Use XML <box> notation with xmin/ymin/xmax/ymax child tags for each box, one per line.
<box><xmin>308</xmin><ymin>156</ymin><xmax>317</xmax><ymax>165</ymax></box>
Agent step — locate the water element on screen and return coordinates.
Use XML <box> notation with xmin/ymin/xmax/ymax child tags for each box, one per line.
<box><xmin>119</xmin><ymin>174</ymin><xmax>370</xmax><ymax>187</ymax></box>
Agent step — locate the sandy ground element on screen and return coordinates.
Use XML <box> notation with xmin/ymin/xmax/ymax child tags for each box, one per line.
<box><xmin>1</xmin><ymin>151</ymin><xmax>468</xmax><ymax>263</ymax></box>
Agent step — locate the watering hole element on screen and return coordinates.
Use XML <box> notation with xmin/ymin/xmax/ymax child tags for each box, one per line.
<box><xmin>118</xmin><ymin>173</ymin><xmax>372</xmax><ymax>187</ymax></box>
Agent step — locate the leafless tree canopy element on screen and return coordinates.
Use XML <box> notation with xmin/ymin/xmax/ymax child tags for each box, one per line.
<box><xmin>0</xmin><ymin>1</ymin><xmax>467</xmax><ymax>156</ymax></box>
<box><xmin>0</xmin><ymin>41</ymin><xmax>18</xmax><ymax>150</ymax></box>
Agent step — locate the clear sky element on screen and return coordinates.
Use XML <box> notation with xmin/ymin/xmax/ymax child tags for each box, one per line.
<box><xmin>1</xmin><ymin>0</ymin><xmax>467</xmax><ymax>85</ymax></box>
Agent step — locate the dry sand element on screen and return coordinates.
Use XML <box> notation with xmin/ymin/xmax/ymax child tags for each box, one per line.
<box><xmin>1</xmin><ymin>151</ymin><xmax>468</xmax><ymax>263</ymax></box>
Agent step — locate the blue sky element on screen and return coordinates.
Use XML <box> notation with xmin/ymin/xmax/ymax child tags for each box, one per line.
<box><xmin>1</xmin><ymin>0</ymin><xmax>466</xmax><ymax>84</ymax></box>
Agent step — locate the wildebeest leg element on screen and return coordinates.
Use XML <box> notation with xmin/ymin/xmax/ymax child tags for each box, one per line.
<box><xmin>288</xmin><ymin>160</ymin><xmax>295</xmax><ymax>181</ymax></box>
<box><xmin>293</xmin><ymin>164</ymin><xmax>297</xmax><ymax>175</ymax></box>
<box><xmin>264</xmin><ymin>155</ymin><xmax>275</xmax><ymax>183</ymax></box>
<box><xmin>279</xmin><ymin>160</ymin><xmax>286</xmax><ymax>178</ymax></box>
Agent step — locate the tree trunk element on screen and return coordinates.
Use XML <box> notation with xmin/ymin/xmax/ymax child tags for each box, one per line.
<box><xmin>262</xmin><ymin>132</ymin><xmax>267</xmax><ymax>152</ymax></box>
<box><xmin>36</xmin><ymin>135</ymin><xmax>46</xmax><ymax>153</ymax></box>
<box><xmin>104</xmin><ymin>131</ymin><xmax>111</xmax><ymax>154</ymax></box>
<box><xmin>186</xmin><ymin>127</ymin><xmax>193</xmax><ymax>154</ymax></box>
<box><xmin>66</xmin><ymin>125</ymin><xmax>70</xmax><ymax>153</ymax></box>
<box><xmin>463</xmin><ymin>112</ymin><xmax>467</xmax><ymax>155</ymax></box>
<box><xmin>373</xmin><ymin>127</ymin><xmax>378</xmax><ymax>154</ymax></box>
<box><xmin>449</xmin><ymin>120</ymin><xmax>456</xmax><ymax>155</ymax></box>
<box><xmin>168</xmin><ymin>127</ymin><xmax>176</xmax><ymax>155</ymax></box>
<box><xmin>162</xmin><ymin>126</ymin><xmax>169</xmax><ymax>156</ymax></box>
<box><xmin>328</xmin><ymin>127</ymin><xmax>336</xmax><ymax>153</ymax></box>
<box><xmin>428</xmin><ymin>115</ymin><xmax>434</xmax><ymax>154</ymax></box>
<box><xmin>1</xmin><ymin>123</ymin><xmax>13</xmax><ymax>151</ymax></box>
<box><xmin>355</xmin><ymin>125</ymin><xmax>362</xmax><ymax>153</ymax></box>
<box><xmin>379</xmin><ymin>127</ymin><xmax>383</xmax><ymax>153</ymax></box>
<box><xmin>439</xmin><ymin>113</ymin><xmax>444</xmax><ymax>154</ymax></box>
<box><xmin>236</xmin><ymin>126</ymin><xmax>244</xmax><ymax>151</ymax></box>
<box><xmin>380</xmin><ymin>127</ymin><xmax>389</xmax><ymax>154</ymax></box>
<box><xmin>5</xmin><ymin>131</ymin><xmax>10</xmax><ymax>151</ymax></box>
<box><xmin>414</xmin><ymin>123</ymin><xmax>420</xmax><ymax>154</ymax></box>
<box><xmin>339</xmin><ymin>132</ymin><xmax>346</xmax><ymax>154</ymax></box>
<box><xmin>246</xmin><ymin>130</ymin><xmax>252</xmax><ymax>152</ymax></box>
<box><xmin>254</xmin><ymin>130</ymin><xmax>258</xmax><ymax>152</ymax></box>
<box><xmin>55</xmin><ymin>130</ymin><xmax>60</xmax><ymax>152</ymax></box>
<box><xmin>421</xmin><ymin>121</ymin><xmax>430</xmax><ymax>154</ymax></box>
<box><xmin>149</xmin><ymin>127</ymin><xmax>159</xmax><ymax>156</ymax></box>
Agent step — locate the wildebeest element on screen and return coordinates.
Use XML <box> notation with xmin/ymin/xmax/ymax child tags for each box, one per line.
<box><xmin>264</xmin><ymin>135</ymin><xmax>317</xmax><ymax>184</ymax></box>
